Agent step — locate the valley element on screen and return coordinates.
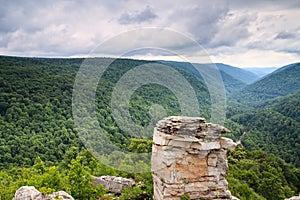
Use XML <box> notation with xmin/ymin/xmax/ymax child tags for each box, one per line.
<box><xmin>0</xmin><ymin>55</ymin><xmax>299</xmax><ymax>200</ymax></box>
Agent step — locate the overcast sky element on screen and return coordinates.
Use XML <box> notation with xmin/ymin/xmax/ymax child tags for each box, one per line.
<box><xmin>0</xmin><ymin>0</ymin><xmax>300</xmax><ymax>67</ymax></box>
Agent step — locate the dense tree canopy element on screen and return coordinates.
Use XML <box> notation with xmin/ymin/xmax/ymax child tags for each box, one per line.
<box><xmin>0</xmin><ymin>55</ymin><xmax>299</xmax><ymax>199</ymax></box>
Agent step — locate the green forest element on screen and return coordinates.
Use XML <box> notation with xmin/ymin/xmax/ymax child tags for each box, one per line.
<box><xmin>0</xmin><ymin>55</ymin><xmax>299</xmax><ymax>199</ymax></box>
<box><xmin>229</xmin><ymin>63</ymin><xmax>300</xmax><ymax>167</ymax></box>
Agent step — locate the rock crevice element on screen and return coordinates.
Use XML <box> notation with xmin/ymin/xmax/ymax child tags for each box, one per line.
<box><xmin>151</xmin><ymin>116</ymin><xmax>238</xmax><ymax>200</ymax></box>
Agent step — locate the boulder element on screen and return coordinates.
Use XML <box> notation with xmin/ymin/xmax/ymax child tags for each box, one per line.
<box><xmin>220</xmin><ymin>137</ymin><xmax>237</xmax><ymax>150</ymax></box>
<box><xmin>12</xmin><ymin>186</ymin><xmax>42</xmax><ymax>200</ymax></box>
<box><xmin>12</xmin><ymin>186</ymin><xmax>74</xmax><ymax>200</ymax></box>
<box><xmin>44</xmin><ymin>191</ymin><xmax>74</xmax><ymax>200</ymax></box>
<box><xmin>286</xmin><ymin>195</ymin><xmax>300</xmax><ymax>200</ymax></box>
<box><xmin>93</xmin><ymin>175</ymin><xmax>135</xmax><ymax>193</ymax></box>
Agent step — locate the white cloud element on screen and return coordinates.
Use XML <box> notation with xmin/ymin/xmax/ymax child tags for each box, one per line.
<box><xmin>0</xmin><ymin>0</ymin><xmax>299</xmax><ymax>67</ymax></box>
<box><xmin>211</xmin><ymin>49</ymin><xmax>300</xmax><ymax>68</ymax></box>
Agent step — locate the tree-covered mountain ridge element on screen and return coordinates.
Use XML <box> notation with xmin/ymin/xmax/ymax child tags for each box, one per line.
<box><xmin>158</xmin><ymin>60</ymin><xmax>261</xmax><ymax>93</ymax></box>
<box><xmin>231</xmin><ymin>89</ymin><xmax>300</xmax><ymax>166</ymax></box>
<box><xmin>0</xmin><ymin>55</ymin><xmax>299</xmax><ymax>200</ymax></box>
<box><xmin>232</xmin><ymin>62</ymin><xmax>300</xmax><ymax>107</ymax></box>
<box><xmin>229</xmin><ymin>62</ymin><xmax>300</xmax><ymax>168</ymax></box>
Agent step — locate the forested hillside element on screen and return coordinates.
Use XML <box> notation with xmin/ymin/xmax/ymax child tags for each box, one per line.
<box><xmin>227</xmin><ymin>146</ymin><xmax>300</xmax><ymax>200</ymax></box>
<box><xmin>0</xmin><ymin>55</ymin><xmax>211</xmax><ymax>169</ymax></box>
<box><xmin>215</xmin><ymin>63</ymin><xmax>259</xmax><ymax>84</ymax></box>
<box><xmin>272</xmin><ymin>89</ymin><xmax>300</xmax><ymax>122</ymax></box>
<box><xmin>159</xmin><ymin>60</ymin><xmax>250</xmax><ymax>94</ymax></box>
<box><xmin>228</xmin><ymin>63</ymin><xmax>300</xmax><ymax>168</ymax></box>
<box><xmin>0</xmin><ymin>56</ymin><xmax>83</xmax><ymax>168</ymax></box>
<box><xmin>233</xmin><ymin>62</ymin><xmax>300</xmax><ymax>107</ymax></box>
<box><xmin>1</xmin><ymin>145</ymin><xmax>299</xmax><ymax>200</ymax></box>
<box><xmin>0</xmin><ymin>55</ymin><xmax>299</xmax><ymax>200</ymax></box>
<box><xmin>231</xmin><ymin>89</ymin><xmax>300</xmax><ymax>167</ymax></box>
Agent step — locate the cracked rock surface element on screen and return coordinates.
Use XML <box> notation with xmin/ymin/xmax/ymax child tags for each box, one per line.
<box><xmin>151</xmin><ymin>116</ymin><xmax>238</xmax><ymax>200</ymax></box>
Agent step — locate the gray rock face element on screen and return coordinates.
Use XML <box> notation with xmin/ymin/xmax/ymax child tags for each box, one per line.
<box><xmin>44</xmin><ymin>191</ymin><xmax>74</xmax><ymax>200</ymax></box>
<box><xmin>12</xmin><ymin>186</ymin><xmax>74</xmax><ymax>200</ymax></box>
<box><xmin>286</xmin><ymin>195</ymin><xmax>300</xmax><ymax>200</ymax></box>
<box><xmin>12</xmin><ymin>186</ymin><xmax>41</xmax><ymax>200</ymax></box>
<box><xmin>151</xmin><ymin>116</ymin><xmax>238</xmax><ymax>200</ymax></box>
<box><xmin>93</xmin><ymin>175</ymin><xmax>135</xmax><ymax>193</ymax></box>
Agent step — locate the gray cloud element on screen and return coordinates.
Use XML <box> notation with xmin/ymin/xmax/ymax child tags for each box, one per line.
<box><xmin>0</xmin><ymin>0</ymin><xmax>299</xmax><ymax>67</ymax></box>
<box><xmin>210</xmin><ymin>12</ymin><xmax>256</xmax><ymax>47</ymax></box>
<box><xmin>0</xmin><ymin>0</ymin><xmax>56</xmax><ymax>33</ymax></box>
<box><xmin>275</xmin><ymin>31</ymin><xmax>297</xmax><ymax>39</ymax></box>
<box><xmin>167</xmin><ymin>1</ymin><xmax>229</xmax><ymax>45</ymax></box>
<box><xmin>118</xmin><ymin>6</ymin><xmax>157</xmax><ymax>24</ymax></box>
<box><xmin>229</xmin><ymin>0</ymin><xmax>300</xmax><ymax>10</ymax></box>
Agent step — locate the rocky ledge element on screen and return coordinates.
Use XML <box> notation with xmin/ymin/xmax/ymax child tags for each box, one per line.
<box><xmin>151</xmin><ymin>116</ymin><xmax>238</xmax><ymax>200</ymax></box>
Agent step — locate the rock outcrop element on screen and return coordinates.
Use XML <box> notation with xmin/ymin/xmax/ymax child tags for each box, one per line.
<box><xmin>12</xmin><ymin>186</ymin><xmax>41</xmax><ymax>200</ymax></box>
<box><xmin>12</xmin><ymin>186</ymin><xmax>74</xmax><ymax>200</ymax></box>
<box><xmin>44</xmin><ymin>191</ymin><xmax>74</xmax><ymax>200</ymax></box>
<box><xmin>151</xmin><ymin>116</ymin><xmax>238</xmax><ymax>200</ymax></box>
<box><xmin>286</xmin><ymin>195</ymin><xmax>300</xmax><ymax>200</ymax></box>
<box><xmin>93</xmin><ymin>175</ymin><xmax>135</xmax><ymax>193</ymax></box>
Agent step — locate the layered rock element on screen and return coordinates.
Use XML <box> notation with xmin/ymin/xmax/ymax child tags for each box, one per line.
<box><xmin>12</xmin><ymin>186</ymin><xmax>74</xmax><ymax>200</ymax></box>
<box><xmin>93</xmin><ymin>175</ymin><xmax>135</xmax><ymax>193</ymax></box>
<box><xmin>151</xmin><ymin>116</ymin><xmax>238</xmax><ymax>200</ymax></box>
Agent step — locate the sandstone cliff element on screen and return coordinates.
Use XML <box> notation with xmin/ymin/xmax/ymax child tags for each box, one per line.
<box><xmin>151</xmin><ymin>116</ymin><xmax>238</xmax><ymax>200</ymax></box>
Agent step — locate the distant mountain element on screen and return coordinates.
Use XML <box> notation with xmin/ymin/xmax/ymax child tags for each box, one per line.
<box><xmin>219</xmin><ymin>71</ymin><xmax>246</xmax><ymax>94</ymax></box>
<box><xmin>233</xmin><ymin>62</ymin><xmax>300</xmax><ymax>106</ymax></box>
<box><xmin>270</xmin><ymin>62</ymin><xmax>298</xmax><ymax>73</ymax></box>
<box><xmin>158</xmin><ymin>61</ymin><xmax>248</xmax><ymax>94</ymax></box>
<box><xmin>215</xmin><ymin>63</ymin><xmax>259</xmax><ymax>84</ymax></box>
<box><xmin>244</xmin><ymin>67</ymin><xmax>278</xmax><ymax>78</ymax></box>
